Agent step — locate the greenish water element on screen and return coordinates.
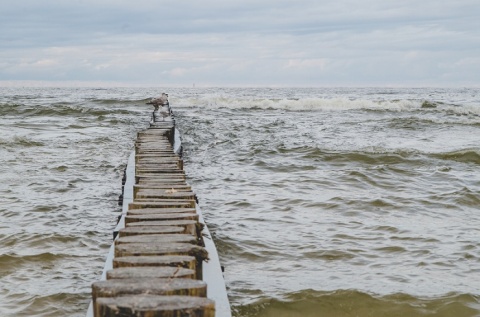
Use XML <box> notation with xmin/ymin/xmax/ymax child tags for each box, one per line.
<box><xmin>0</xmin><ymin>87</ymin><xmax>479</xmax><ymax>316</ymax></box>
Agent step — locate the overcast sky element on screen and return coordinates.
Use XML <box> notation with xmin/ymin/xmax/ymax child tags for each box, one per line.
<box><xmin>1</xmin><ymin>0</ymin><xmax>479</xmax><ymax>87</ymax></box>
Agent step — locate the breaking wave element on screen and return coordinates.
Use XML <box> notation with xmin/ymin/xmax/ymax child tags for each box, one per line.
<box><xmin>174</xmin><ymin>96</ymin><xmax>480</xmax><ymax>116</ymax></box>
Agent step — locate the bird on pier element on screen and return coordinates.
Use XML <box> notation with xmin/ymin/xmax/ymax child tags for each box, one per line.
<box><xmin>147</xmin><ymin>93</ymin><xmax>169</xmax><ymax>111</ymax></box>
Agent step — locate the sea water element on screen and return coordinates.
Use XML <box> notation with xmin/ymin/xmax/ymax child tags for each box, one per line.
<box><xmin>0</xmin><ymin>87</ymin><xmax>479</xmax><ymax>316</ymax></box>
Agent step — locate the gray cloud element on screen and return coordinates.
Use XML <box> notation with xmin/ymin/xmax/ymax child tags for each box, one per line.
<box><xmin>1</xmin><ymin>0</ymin><xmax>479</xmax><ymax>86</ymax></box>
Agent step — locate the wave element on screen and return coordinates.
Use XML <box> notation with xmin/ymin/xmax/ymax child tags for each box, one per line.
<box><xmin>353</xmin><ymin>148</ymin><xmax>480</xmax><ymax>165</ymax></box>
<box><xmin>0</xmin><ymin>102</ymin><xmax>139</xmax><ymax>117</ymax></box>
<box><xmin>0</xmin><ymin>136</ymin><xmax>45</xmax><ymax>148</ymax></box>
<box><xmin>0</xmin><ymin>291</ymin><xmax>86</xmax><ymax>317</ymax></box>
<box><xmin>289</xmin><ymin>145</ymin><xmax>480</xmax><ymax>166</ymax></box>
<box><xmin>176</xmin><ymin>96</ymin><xmax>420</xmax><ymax>111</ymax></box>
<box><xmin>233</xmin><ymin>289</ymin><xmax>480</xmax><ymax>317</ymax></box>
<box><xmin>0</xmin><ymin>252</ymin><xmax>66</xmax><ymax>265</ymax></box>
<box><xmin>174</xmin><ymin>95</ymin><xmax>480</xmax><ymax>116</ymax></box>
<box><xmin>253</xmin><ymin>145</ymin><xmax>420</xmax><ymax>167</ymax></box>
<box><xmin>433</xmin><ymin>149</ymin><xmax>480</xmax><ymax>165</ymax></box>
<box><xmin>87</xmin><ymin>97</ymin><xmax>151</xmax><ymax>105</ymax></box>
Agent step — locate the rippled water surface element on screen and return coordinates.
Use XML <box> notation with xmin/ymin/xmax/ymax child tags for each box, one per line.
<box><xmin>0</xmin><ymin>87</ymin><xmax>479</xmax><ymax>316</ymax></box>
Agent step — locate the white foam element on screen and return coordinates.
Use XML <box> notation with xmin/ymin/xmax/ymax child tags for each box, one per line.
<box><xmin>173</xmin><ymin>95</ymin><xmax>423</xmax><ymax>112</ymax></box>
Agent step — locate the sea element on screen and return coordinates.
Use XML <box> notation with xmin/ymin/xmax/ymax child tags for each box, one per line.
<box><xmin>0</xmin><ymin>87</ymin><xmax>479</xmax><ymax>317</ymax></box>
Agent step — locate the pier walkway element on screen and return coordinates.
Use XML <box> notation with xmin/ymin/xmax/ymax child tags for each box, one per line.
<box><xmin>87</xmin><ymin>99</ymin><xmax>230</xmax><ymax>316</ymax></box>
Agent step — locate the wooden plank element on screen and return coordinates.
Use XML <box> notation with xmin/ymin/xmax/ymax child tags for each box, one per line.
<box><xmin>126</xmin><ymin>220</ymin><xmax>199</xmax><ymax>236</ymax></box>
<box><xmin>134</xmin><ymin>191</ymin><xmax>196</xmax><ymax>200</ymax></box>
<box><xmin>115</xmin><ymin>234</ymin><xmax>198</xmax><ymax>245</ymax></box>
<box><xmin>106</xmin><ymin>267</ymin><xmax>195</xmax><ymax>280</ymax></box>
<box><xmin>95</xmin><ymin>295</ymin><xmax>214</xmax><ymax>317</ymax></box>
<box><xmin>129</xmin><ymin>200</ymin><xmax>195</xmax><ymax>209</ymax></box>
<box><xmin>113</xmin><ymin>255</ymin><xmax>196</xmax><ymax>270</ymax></box>
<box><xmin>118</xmin><ymin>226</ymin><xmax>185</xmax><ymax>237</ymax></box>
<box><xmin>92</xmin><ymin>278</ymin><xmax>207</xmax><ymax>301</ymax></box>
<box><xmin>133</xmin><ymin>186</ymin><xmax>192</xmax><ymax>197</ymax></box>
<box><xmin>126</xmin><ymin>208</ymin><xmax>196</xmax><ymax>215</ymax></box>
<box><xmin>125</xmin><ymin>213</ymin><xmax>199</xmax><ymax>224</ymax></box>
<box><xmin>136</xmin><ymin>170</ymin><xmax>184</xmax><ymax>175</ymax></box>
<box><xmin>136</xmin><ymin>175</ymin><xmax>187</xmax><ymax>181</ymax></box>
<box><xmin>137</xmin><ymin>179</ymin><xmax>189</xmax><ymax>186</ymax></box>
<box><xmin>114</xmin><ymin>243</ymin><xmax>209</xmax><ymax>262</ymax></box>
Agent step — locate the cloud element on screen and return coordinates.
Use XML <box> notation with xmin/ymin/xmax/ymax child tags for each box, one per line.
<box><xmin>1</xmin><ymin>0</ymin><xmax>479</xmax><ymax>86</ymax></box>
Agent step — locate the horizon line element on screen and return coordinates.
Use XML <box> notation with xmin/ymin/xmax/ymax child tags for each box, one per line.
<box><xmin>1</xmin><ymin>80</ymin><xmax>479</xmax><ymax>89</ymax></box>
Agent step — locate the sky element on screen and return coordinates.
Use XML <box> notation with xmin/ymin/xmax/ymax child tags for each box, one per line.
<box><xmin>1</xmin><ymin>0</ymin><xmax>480</xmax><ymax>87</ymax></box>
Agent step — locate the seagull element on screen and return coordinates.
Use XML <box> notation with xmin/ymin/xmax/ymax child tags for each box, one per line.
<box><xmin>147</xmin><ymin>93</ymin><xmax>169</xmax><ymax>111</ymax></box>
<box><xmin>151</xmin><ymin>93</ymin><xmax>168</xmax><ymax>105</ymax></box>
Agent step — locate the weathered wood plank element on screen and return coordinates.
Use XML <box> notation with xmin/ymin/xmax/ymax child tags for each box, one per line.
<box><xmin>129</xmin><ymin>201</ymin><xmax>195</xmax><ymax>209</ymax></box>
<box><xmin>114</xmin><ymin>243</ymin><xmax>209</xmax><ymax>262</ymax></box>
<box><xmin>137</xmin><ymin>179</ymin><xmax>189</xmax><ymax>186</ymax></box>
<box><xmin>92</xmin><ymin>278</ymin><xmax>207</xmax><ymax>302</ymax></box>
<box><xmin>134</xmin><ymin>191</ymin><xmax>196</xmax><ymax>200</ymax></box>
<box><xmin>125</xmin><ymin>213</ymin><xmax>199</xmax><ymax>224</ymax></box>
<box><xmin>126</xmin><ymin>208</ymin><xmax>196</xmax><ymax>215</ymax></box>
<box><xmin>118</xmin><ymin>226</ymin><xmax>185</xmax><ymax>237</ymax></box>
<box><xmin>115</xmin><ymin>234</ymin><xmax>198</xmax><ymax>245</ymax></box>
<box><xmin>136</xmin><ymin>176</ymin><xmax>187</xmax><ymax>182</ymax></box>
<box><xmin>133</xmin><ymin>186</ymin><xmax>192</xmax><ymax>197</ymax></box>
<box><xmin>106</xmin><ymin>267</ymin><xmax>195</xmax><ymax>280</ymax></box>
<box><xmin>95</xmin><ymin>295</ymin><xmax>215</xmax><ymax>317</ymax></box>
<box><xmin>113</xmin><ymin>255</ymin><xmax>196</xmax><ymax>270</ymax></box>
<box><xmin>125</xmin><ymin>220</ymin><xmax>199</xmax><ymax>236</ymax></box>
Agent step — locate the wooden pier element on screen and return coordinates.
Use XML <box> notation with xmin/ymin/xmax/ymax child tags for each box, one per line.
<box><xmin>87</xmin><ymin>97</ymin><xmax>230</xmax><ymax>316</ymax></box>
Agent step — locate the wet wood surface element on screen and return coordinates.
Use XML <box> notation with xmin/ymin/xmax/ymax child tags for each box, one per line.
<box><xmin>95</xmin><ymin>295</ymin><xmax>215</xmax><ymax>317</ymax></box>
<box><xmin>89</xmin><ymin>102</ymin><xmax>230</xmax><ymax>317</ymax></box>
